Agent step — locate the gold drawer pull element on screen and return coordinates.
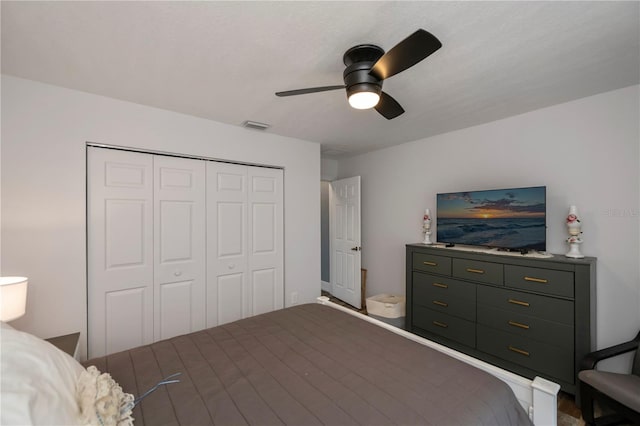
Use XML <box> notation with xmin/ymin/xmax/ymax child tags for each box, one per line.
<box><xmin>466</xmin><ymin>268</ymin><xmax>485</xmax><ymax>274</ymax></box>
<box><xmin>433</xmin><ymin>321</ymin><xmax>448</xmax><ymax>328</ymax></box>
<box><xmin>432</xmin><ymin>282</ymin><xmax>448</xmax><ymax>289</ymax></box>
<box><xmin>423</xmin><ymin>261</ymin><xmax>438</xmax><ymax>266</ymax></box>
<box><xmin>432</xmin><ymin>300</ymin><xmax>448</xmax><ymax>307</ymax></box>
<box><xmin>524</xmin><ymin>276</ymin><xmax>548</xmax><ymax>284</ymax></box>
<box><xmin>508</xmin><ymin>346</ymin><xmax>530</xmax><ymax>357</ymax></box>
<box><xmin>508</xmin><ymin>320</ymin><xmax>530</xmax><ymax>330</ymax></box>
<box><xmin>508</xmin><ymin>298</ymin><xmax>530</xmax><ymax>307</ymax></box>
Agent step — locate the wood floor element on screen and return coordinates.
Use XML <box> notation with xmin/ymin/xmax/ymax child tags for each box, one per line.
<box><xmin>558</xmin><ymin>392</ymin><xmax>585</xmax><ymax>425</ymax></box>
<box><xmin>321</xmin><ymin>291</ymin><xmax>585</xmax><ymax>425</ymax></box>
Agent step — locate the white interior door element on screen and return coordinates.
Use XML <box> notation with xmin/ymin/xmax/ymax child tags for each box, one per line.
<box><xmin>206</xmin><ymin>162</ymin><xmax>249</xmax><ymax>326</ymax></box>
<box><xmin>330</xmin><ymin>176</ymin><xmax>362</xmax><ymax>308</ymax></box>
<box><xmin>248</xmin><ymin>166</ymin><xmax>284</xmax><ymax>315</ymax></box>
<box><xmin>88</xmin><ymin>147</ymin><xmax>154</xmax><ymax>358</ymax></box>
<box><xmin>153</xmin><ymin>156</ymin><xmax>206</xmax><ymax>341</ymax></box>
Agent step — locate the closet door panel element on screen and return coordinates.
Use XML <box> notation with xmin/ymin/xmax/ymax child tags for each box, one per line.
<box><xmin>213</xmin><ymin>273</ymin><xmax>244</xmax><ymax>324</ymax></box>
<box><xmin>154</xmin><ymin>156</ymin><xmax>206</xmax><ymax>341</ymax></box>
<box><xmin>159</xmin><ymin>280</ymin><xmax>195</xmax><ymax>339</ymax></box>
<box><xmin>105</xmin><ymin>287</ymin><xmax>149</xmax><ymax>354</ymax></box>
<box><xmin>252</xmin><ymin>268</ymin><xmax>276</xmax><ymax>315</ymax></box>
<box><xmin>248</xmin><ymin>167</ymin><xmax>284</xmax><ymax>312</ymax></box>
<box><xmin>105</xmin><ymin>200</ymin><xmax>146</xmax><ymax>268</ymax></box>
<box><xmin>104</xmin><ymin>199</ymin><xmax>148</xmax><ymax>270</ymax></box>
<box><xmin>252</xmin><ymin>203</ymin><xmax>276</xmax><ymax>253</ymax></box>
<box><xmin>218</xmin><ymin>202</ymin><xmax>245</xmax><ymax>257</ymax></box>
<box><xmin>159</xmin><ymin>201</ymin><xmax>195</xmax><ymax>262</ymax></box>
<box><xmin>88</xmin><ymin>147</ymin><xmax>154</xmax><ymax>358</ymax></box>
<box><xmin>207</xmin><ymin>162</ymin><xmax>248</xmax><ymax>327</ymax></box>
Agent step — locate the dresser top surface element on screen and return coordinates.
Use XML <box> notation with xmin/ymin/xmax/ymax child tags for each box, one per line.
<box><xmin>407</xmin><ymin>243</ymin><xmax>596</xmax><ymax>267</ymax></box>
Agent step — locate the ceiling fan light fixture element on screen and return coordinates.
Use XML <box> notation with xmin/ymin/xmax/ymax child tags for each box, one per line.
<box><xmin>347</xmin><ymin>83</ymin><xmax>381</xmax><ymax>110</ymax></box>
<box><xmin>348</xmin><ymin>91</ymin><xmax>380</xmax><ymax>109</ymax></box>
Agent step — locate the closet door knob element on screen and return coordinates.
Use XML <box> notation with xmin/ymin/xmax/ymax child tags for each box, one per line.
<box><xmin>228</xmin><ymin>264</ymin><xmax>235</xmax><ymax>269</ymax></box>
<box><xmin>174</xmin><ymin>270</ymin><xmax>182</xmax><ymax>277</ymax></box>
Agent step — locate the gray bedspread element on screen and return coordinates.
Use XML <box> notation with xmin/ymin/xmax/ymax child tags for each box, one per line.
<box><xmin>86</xmin><ymin>303</ymin><xmax>532</xmax><ymax>425</ymax></box>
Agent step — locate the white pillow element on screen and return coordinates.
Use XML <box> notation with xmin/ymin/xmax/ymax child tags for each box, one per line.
<box><xmin>0</xmin><ymin>321</ymin><xmax>14</xmax><ymax>330</ymax></box>
<box><xmin>0</xmin><ymin>324</ymin><xmax>84</xmax><ymax>425</ymax></box>
<box><xmin>77</xmin><ymin>366</ymin><xmax>134</xmax><ymax>426</ymax></box>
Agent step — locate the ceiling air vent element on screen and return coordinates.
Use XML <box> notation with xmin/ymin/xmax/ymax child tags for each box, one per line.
<box><xmin>241</xmin><ymin>120</ymin><xmax>270</xmax><ymax>131</ymax></box>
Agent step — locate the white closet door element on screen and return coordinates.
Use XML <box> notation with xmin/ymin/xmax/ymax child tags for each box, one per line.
<box><xmin>89</xmin><ymin>149</ymin><xmax>283</xmax><ymax>355</ymax></box>
<box><xmin>88</xmin><ymin>147</ymin><xmax>154</xmax><ymax>358</ymax></box>
<box><xmin>153</xmin><ymin>156</ymin><xmax>206</xmax><ymax>341</ymax></box>
<box><xmin>248</xmin><ymin>166</ymin><xmax>284</xmax><ymax>315</ymax></box>
<box><xmin>206</xmin><ymin>162</ymin><xmax>248</xmax><ymax>326</ymax></box>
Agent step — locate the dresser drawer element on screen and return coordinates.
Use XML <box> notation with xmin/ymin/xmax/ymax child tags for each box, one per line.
<box><xmin>413</xmin><ymin>272</ymin><xmax>476</xmax><ymax>300</ymax></box>
<box><xmin>413</xmin><ymin>306</ymin><xmax>476</xmax><ymax>347</ymax></box>
<box><xmin>453</xmin><ymin>258</ymin><xmax>503</xmax><ymax>284</ymax></box>
<box><xmin>413</xmin><ymin>253</ymin><xmax>451</xmax><ymax>275</ymax></box>
<box><xmin>413</xmin><ymin>273</ymin><xmax>476</xmax><ymax>321</ymax></box>
<box><xmin>477</xmin><ymin>325</ymin><xmax>574</xmax><ymax>384</ymax></box>
<box><xmin>505</xmin><ymin>265</ymin><xmax>574</xmax><ymax>298</ymax></box>
<box><xmin>477</xmin><ymin>285</ymin><xmax>574</xmax><ymax>325</ymax></box>
<box><xmin>477</xmin><ymin>304</ymin><xmax>573</xmax><ymax>350</ymax></box>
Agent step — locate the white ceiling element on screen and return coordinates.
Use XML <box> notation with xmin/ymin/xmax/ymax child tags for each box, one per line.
<box><xmin>2</xmin><ymin>1</ymin><xmax>639</xmax><ymax>157</ymax></box>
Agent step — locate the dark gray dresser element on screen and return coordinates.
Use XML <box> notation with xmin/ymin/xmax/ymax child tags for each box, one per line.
<box><xmin>406</xmin><ymin>243</ymin><xmax>596</xmax><ymax>394</ymax></box>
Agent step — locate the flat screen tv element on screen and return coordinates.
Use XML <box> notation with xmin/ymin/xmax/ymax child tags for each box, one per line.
<box><xmin>436</xmin><ymin>186</ymin><xmax>546</xmax><ymax>251</ymax></box>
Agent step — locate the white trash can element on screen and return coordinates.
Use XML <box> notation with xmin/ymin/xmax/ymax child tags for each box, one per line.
<box><xmin>366</xmin><ymin>294</ymin><xmax>406</xmax><ymax>328</ymax></box>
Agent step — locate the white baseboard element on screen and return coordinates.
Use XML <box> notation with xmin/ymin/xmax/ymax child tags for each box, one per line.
<box><xmin>321</xmin><ymin>280</ymin><xmax>331</xmax><ymax>293</ymax></box>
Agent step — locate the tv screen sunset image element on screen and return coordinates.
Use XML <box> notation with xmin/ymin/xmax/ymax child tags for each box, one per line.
<box><xmin>436</xmin><ymin>186</ymin><xmax>546</xmax><ymax>251</ymax></box>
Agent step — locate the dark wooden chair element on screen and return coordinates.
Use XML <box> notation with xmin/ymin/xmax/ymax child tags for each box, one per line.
<box><xmin>579</xmin><ymin>330</ymin><xmax>640</xmax><ymax>426</ymax></box>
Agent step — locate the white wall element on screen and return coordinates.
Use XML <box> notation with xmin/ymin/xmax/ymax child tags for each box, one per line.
<box><xmin>321</xmin><ymin>157</ymin><xmax>339</xmax><ymax>181</ymax></box>
<box><xmin>339</xmin><ymin>85</ymin><xmax>640</xmax><ymax>363</ymax></box>
<box><xmin>1</xmin><ymin>75</ymin><xmax>321</xmax><ymax>360</ymax></box>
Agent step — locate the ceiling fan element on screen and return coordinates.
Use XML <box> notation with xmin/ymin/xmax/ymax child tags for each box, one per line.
<box><xmin>275</xmin><ymin>29</ymin><xmax>442</xmax><ymax>120</ymax></box>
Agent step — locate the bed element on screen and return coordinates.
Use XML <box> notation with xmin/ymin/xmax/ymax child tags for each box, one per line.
<box><xmin>1</xmin><ymin>297</ymin><xmax>560</xmax><ymax>426</ymax></box>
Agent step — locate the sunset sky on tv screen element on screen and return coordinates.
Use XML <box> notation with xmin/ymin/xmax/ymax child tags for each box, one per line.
<box><xmin>437</xmin><ymin>187</ymin><xmax>546</xmax><ymax>219</ymax></box>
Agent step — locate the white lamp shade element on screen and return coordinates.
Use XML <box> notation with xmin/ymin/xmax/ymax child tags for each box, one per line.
<box><xmin>0</xmin><ymin>277</ymin><xmax>28</xmax><ymax>322</ymax></box>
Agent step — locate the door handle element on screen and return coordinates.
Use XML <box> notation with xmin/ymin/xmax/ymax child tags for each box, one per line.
<box><xmin>351</xmin><ymin>246</ymin><xmax>361</xmax><ymax>251</ymax></box>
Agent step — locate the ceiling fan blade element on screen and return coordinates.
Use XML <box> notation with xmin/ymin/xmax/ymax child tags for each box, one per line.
<box><xmin>374</xmin><ymin>91</ymin><xmax>404</xmax><ymax>119</ymax></box>
<box><xmin>275</xmin><ymin>85</ymin><xmax>345</xmax><ymax>97</ymax></box>
<box><xmin>369</xmin><ymin>29</ymin><xmax>442</xmax><ymax>81</ymax></box>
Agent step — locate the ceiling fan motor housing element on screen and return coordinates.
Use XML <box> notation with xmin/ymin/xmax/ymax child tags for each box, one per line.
<box><xmin>342</xmin><ymin>45</ymin><xmax>385</xmax><ymax>98</ymax></box>
<box><xmin>344</xmin><ymin>62</ymin><xmax>382</xmax><ymax>98</ymax></box>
